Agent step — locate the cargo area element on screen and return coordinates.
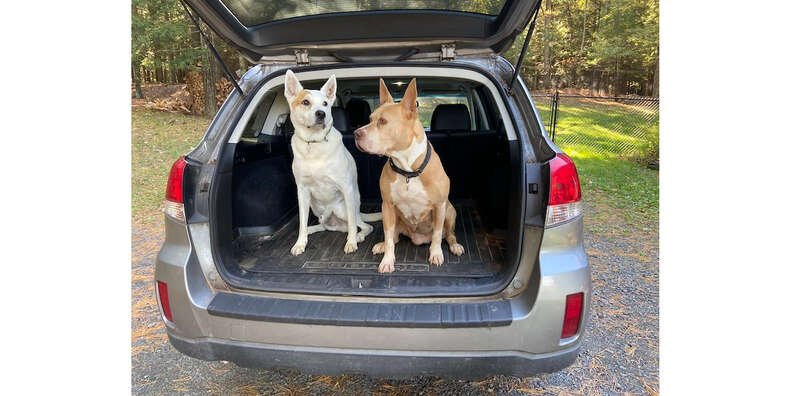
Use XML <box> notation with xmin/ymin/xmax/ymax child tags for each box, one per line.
<box><xmin>210</xmin><ymin>74</ymin><xmax>539</xmax><ymax>296</ymax></box>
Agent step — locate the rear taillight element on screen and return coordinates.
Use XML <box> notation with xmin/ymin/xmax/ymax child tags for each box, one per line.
<box><xmin>164</xmin><ymin>157</ymin><xmax>186</xmax><ymax>222</ymax></box>
<box><xmin>546</xmin><ymin>153</ymin><xmax>582</xmax><ymax>226</ymax></box>
<box><xmin>561</xmin><ymin>292</ymin><xmax>584</xmax><ymax>339</ymax></box>
<box><xmin>156</xmin><ymin>280</ymin><xmax>173</xmax><ymax>323</ymax></box>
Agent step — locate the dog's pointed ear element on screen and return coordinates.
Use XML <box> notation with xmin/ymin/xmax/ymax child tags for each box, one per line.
<box><xmin>400</xmin><ymin>78</ymin><xmax>418</xmax><ymax>118</ymax></box>
<box><xmin>379</xmin><ymin>78</ymin><xmax>394</xmax><ymax>105</ymax></box>
<box><xmin>284</xmin><ymin>69</ymin><xmax>303</xmax><ymax>104</ymax></box>
<box><xmin>320</xmin><ymin>74</ymin><xmax>337</xmax><ymax>105</ymax></box>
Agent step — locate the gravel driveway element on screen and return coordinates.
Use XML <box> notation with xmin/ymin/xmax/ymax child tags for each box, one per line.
<box><xmin>131</xmin><ymin>196</ymin><xmax>659</xmax><ymax>395</ymax></box>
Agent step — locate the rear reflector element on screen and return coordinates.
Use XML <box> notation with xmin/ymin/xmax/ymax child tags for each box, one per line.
<box><xmin>546</xmin><ymin>153</ymin><xmax>582</xmax><ymax>227</ymax></box>
<box><xmin>156</xmin><ymin>280</ymin><xmax>173</xmax><ymax>323</ymax></box>
<box><xmin>561</xmin><ymin>292</ymin><xmax>584</xmax><ymax>339</ymax></box>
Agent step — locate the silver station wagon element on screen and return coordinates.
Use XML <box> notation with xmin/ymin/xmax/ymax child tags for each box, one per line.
<box><xmin>156</xmin><ymin>0</ymin><xmax>591</xmax><ymax>378</ymax></box>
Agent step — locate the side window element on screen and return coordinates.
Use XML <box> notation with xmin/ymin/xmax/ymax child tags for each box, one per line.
<box><xmin>240</xmin><ymin>92</ymin><xmax>287</xmax><ymax>140</ymax></box>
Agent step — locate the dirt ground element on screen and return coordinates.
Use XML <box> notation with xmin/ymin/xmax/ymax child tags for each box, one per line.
<box><xmin>131</xmin><ymin>194</ymin><xmax>658</xmax><ymax>395</ymax></box>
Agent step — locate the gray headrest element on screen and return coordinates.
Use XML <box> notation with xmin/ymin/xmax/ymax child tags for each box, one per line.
<box><xmin>346</xmin><ymin>98</ymin><xmax>372</xmax><ymax>129</ymax></box>
<box><xmin>332</xmin><ymin>107</ymin><xmax>351</xmax><ymax>133</ymax></box>
<box><xmin>430</xmin><ymin>104</ymin><xmax>471</xmax><ymax>131</ymax></box>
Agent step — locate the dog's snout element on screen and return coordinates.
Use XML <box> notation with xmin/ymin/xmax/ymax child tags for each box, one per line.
<box><xmin>315</xmin><ymin>110</ymin><xmax>326</xmax><ymax>120</ymax></box>
<box><xmin>354</xmin><ymin>128</ymin><xmax>363</xmax><ymax>138</ymax></box>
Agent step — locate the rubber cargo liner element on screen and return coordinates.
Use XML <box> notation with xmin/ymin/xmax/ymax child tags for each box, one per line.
<box><xmin>232</xmin><ymin>202</ymin><xmax>505</xmax><ymax>278</ymax></box>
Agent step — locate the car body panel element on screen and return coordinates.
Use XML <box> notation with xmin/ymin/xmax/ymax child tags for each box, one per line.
<box><xmin>156</xmin><ymin>212</ymin><xmax>590</xmax><ymax>376</ymax></box>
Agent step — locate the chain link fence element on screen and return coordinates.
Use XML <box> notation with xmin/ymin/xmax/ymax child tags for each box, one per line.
<box><xmin>531</xmin><ymin>92</ymin><xmax>659</xmax><ymax>165</ymax></box>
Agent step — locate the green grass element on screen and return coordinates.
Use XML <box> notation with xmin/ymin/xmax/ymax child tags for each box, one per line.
<box><xmin>132</xmin><ymin>108</ymin><xmax>210</xmax><ymax>225</ymax></box>
<box><xmin>534</xmin><ymin>97</ymin><xmax>659</xmax><ymax>227</ymax></box>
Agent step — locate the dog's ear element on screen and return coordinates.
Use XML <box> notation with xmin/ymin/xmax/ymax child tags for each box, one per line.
<box><xmin>284</xmin><ymin>69</ymin><xmax>303</xmax><ymax>104</ymax></box>
<box><xmin>379</xmin><ymin>78</ymin><xmax>394</xmax><ymax>105</ymax></box>
<box><xmin>400</xmin><ymin>78</ymin><xmax>418</xmax><ymax>119</ymax></box>
<box><xmin>320</xmin><ymin>75</ymin><xmax>337</xmax><ymax>105</ymax></box>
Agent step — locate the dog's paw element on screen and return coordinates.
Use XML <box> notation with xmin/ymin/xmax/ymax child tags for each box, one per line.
<box><xmin>372</xmin><ymin>242</ymin><xmax>386</xmax><ymax>255</ymax></box>
<box><xmin>344</xmin><ymin>239</ymin><xmax>358</xmax><ymax>254</ymax></box>
<box><xmin>449</xmin><ymin>243</ymin><xmax>465</xmax><ymax>256</ymax></box>
<box><xmin>356</xmin><ymin>231</ymin><xmax>366</xmax><ymax>243</ymax></box>
<box><xmin>291</xmin><ymin>242</ymin><xmax>306</xmax><ymax>256</ymax></box>
<box><xmin>378</xmin><ymin>256</ymin><xmax>395</xmax><ymax>273</ymax></box>
<box><xmin>428</xmin><ymin>246</ymin><xmax>444</xmax><ymax>266</ymax></box>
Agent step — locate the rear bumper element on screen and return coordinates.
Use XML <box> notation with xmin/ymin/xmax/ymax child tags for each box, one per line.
<box><xmin>167</xmin><ymin>331</ymin><xmax>580</xmax><ymax>379</ymax></box>
<box><xmin>155</xmin><ymin>215</ymin><xmax>590</xmax><ymax>378</ymax></box>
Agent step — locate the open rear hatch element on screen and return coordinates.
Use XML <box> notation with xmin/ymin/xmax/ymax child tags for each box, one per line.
<box><xmin>184</xmin><ymin>0</ymin><xmax>539</xmax><ymax>61</ymax></box>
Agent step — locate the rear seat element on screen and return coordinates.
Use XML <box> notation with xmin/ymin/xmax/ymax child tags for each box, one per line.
<box><xmin>427</xmin><ymin>104</ymin><xmax>499</xmax><ymax>199</ymax></box>
<box><xmin>334</xmin><ymin>103</ymin><xmax>500</xmax><ymax>201</ymax></box>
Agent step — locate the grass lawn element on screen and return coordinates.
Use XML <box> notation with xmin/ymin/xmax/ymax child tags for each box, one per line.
<box><xmin>533</xmin><ymin>97</ymin><xmax>659</xmax><ymax>230</ymax></box>
<box><xmin>132</xmin><ymin>108</ymin><xmax>210</xmax><ymax>226</ymax></box>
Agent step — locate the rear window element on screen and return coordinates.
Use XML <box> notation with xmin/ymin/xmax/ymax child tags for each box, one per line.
<box><xmin>222</xmin><ymin>0</ymin><xmax>507</xmax><ymax>27</ymax></box>
<box><xmin>356</xmin><ymin>93</ymin><xmax>472</xmax><ymax>130</ymax></box>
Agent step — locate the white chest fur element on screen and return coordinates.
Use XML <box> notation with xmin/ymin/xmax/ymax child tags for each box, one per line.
<box><xmin>390</xmin><ymin>176</ymin><xmax>431</xmax><ymax>224</ymax></box>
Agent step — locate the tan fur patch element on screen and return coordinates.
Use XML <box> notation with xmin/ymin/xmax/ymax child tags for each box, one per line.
<box><xmin>289</xmin><ymin>90</ymin><xmax>312</xmax><ymax>109</ymax></box>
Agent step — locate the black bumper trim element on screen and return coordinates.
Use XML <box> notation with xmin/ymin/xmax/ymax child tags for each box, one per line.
<box><xmin>207</xmin><ymin>292</ymin><xmax>512</xmax><ymax>328</ymax></box>
<box><xmin>167</xmin><ymin>332</ymin><xmax>579</xmax><ymax>379</ymax></box>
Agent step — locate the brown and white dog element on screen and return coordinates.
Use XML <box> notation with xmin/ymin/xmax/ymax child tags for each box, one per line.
<box><xmin>354</xmin><ymin>78</ymin><xmax>464</xmax><ymax>273</ymax></box>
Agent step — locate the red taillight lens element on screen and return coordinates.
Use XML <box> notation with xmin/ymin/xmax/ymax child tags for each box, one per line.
<box><xmin>548</xmin><ymin>153</ymin><xmax>582</xmax><ymax>205</ymax></box>
<box><xmin>156</xmin><ymin>280</ymin><xmax>173</xmax><ymax>323</ymax></box>
<box><xmin>561</xmin><ymin>292</ymin><xmax>584</xmax><ymax>339</ymax></box>
<box><xmin>165</xmin><ymin>156</ymin><xmax>187</xmax><ymax>203</ymax></box>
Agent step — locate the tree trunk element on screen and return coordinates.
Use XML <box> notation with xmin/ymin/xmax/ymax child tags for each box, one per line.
<box><xmin>132</xmin><ymin>61</ymin><xmax>144</xmax><ymax>99</ymax></box>
<box><xmin>543</xmin><ymin>0</ymin><xmax>553</xmax><ymax>90</ymax></box>
<box><xmin>652</xmin><ymin>59</ymin><xmax>659</xmax><ymax>98</ymax></box>
<box><xmin>202</xmin><ymin>25</ymin><xmax>218</xmax><ymax>117</ymax></box>
<box><xmin>237</xmin><ymin>54</ymin><xmax>247</xmax><ymax>78</ymax></box>
<box><xmin>580</xmin><ymin>0</ymin><xmax>588</xmax><ymax>55</ymax></box>
<box><xmin>168</xmin><ymin>53</ymin><xmax>177</xmax><ymax>84</ymax></box>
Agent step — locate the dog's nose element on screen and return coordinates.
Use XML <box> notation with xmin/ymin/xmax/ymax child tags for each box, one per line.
<box><xmin>354</xmin><ymin>129</ymin><xmax>363</xmax><ymax>138</ymax></box>
<box><xmin>315</xmin><ymin>110</ymin><xmax>326</xmax><ymax>120</ymax></box>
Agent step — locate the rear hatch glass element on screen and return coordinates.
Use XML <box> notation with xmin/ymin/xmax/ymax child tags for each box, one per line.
<box><xmin>223</xmin><ymin>0</ymin><xmax>507</xmax><ymax>27</ymax></box>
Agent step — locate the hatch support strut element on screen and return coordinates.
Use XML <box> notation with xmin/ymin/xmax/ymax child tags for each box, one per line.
<box><xmin>508</xmin><ymin>0</ymin><xmax>542</xmax><ymax>95</ymax></box>
<box><xmin>179</xmin><ymin>0</ymin><xmax>245</xmax><ymax>97</ymax></box>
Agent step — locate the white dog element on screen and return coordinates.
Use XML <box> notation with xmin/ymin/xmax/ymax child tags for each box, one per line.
<box><xmin>284</xmin><ymin>70</ymin><xmax>380</xmax><ymax>256</ymax></box>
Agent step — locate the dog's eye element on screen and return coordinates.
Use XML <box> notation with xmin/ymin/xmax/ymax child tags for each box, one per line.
<box><xmin>378</xmin><ymin>118</ymin><xmax>387</xmax><ymax>126</ymax></box>
<box><xmin>323</xmin><ymin>101</ymin><xmax>327</xmax><ymax>106</ymax></box>
<box><xmin>302</xmin><ymin>99</ymin><xmax>310</xmax><ymax>106</ymax></box>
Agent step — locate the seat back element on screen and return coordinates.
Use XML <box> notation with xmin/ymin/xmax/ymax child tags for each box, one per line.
<box><xmin>346</xmin><ymin>98</ymin><xmax>372</xmax><ymax>130</ymax></box>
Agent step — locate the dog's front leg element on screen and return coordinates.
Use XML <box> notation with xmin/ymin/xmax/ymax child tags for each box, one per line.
<box><xmin>428</xmin><ymin>201</ymin><xmax>447</xmax><ymax>266</ymax></box>
<box><xmin>377</xmin><ymin>201</ymin><xmax>397</xmax><ymax>273</ymax></box>
<box><xmin>340</xmin><ymin>186</ymin><xmax>359</xmax><ymax>253</ymax></box>
<box><xmin>291</xmin><ymin>185</ymin><xmax>311</xmax><ymax>256</ymax></box>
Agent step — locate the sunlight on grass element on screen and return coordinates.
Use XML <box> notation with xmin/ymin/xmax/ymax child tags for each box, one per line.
<box><xmin>132</xmin><ymin>108</ymin><xmax>210</xmax><ymax>225</ymax></box>
<box><xmin>533</xmin><ymin>96</ymin><xmax>659</xmax><ymax>226</ymax></box>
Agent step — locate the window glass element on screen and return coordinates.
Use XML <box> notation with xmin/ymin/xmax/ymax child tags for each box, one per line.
<box><xmin>221</xmin><ymin>0</ymin><xmax>507</xmax><ymax>27</ymax></box>
<box><xmin>355</xmin><ymin>93</ymin><xmax>472</xmax><ymax>129</ymax></box>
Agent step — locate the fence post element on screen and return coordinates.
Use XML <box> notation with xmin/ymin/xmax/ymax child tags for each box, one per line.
<box><xmin>551</xmin><ymin>90</ymin><xmax>559</xmax><ymax>141</ymax></box>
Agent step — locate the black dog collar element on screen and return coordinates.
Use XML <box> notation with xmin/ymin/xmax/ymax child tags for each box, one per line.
<box><xmin>389</xmin><ymin>142</ymin><xmax>432</xmax><ymax>184</ymax></box>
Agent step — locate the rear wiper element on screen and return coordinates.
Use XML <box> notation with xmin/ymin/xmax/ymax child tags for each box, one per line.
<box><xmin>394</xmin><ymin>48</ymin><xmax>420</xmax><ymax>61</ymax></box>
<box><xmin>508</xmin><ymin>0</ymin><xmax>542</xmax><ymax>94</ymax></box>
<box><xmin>179</xmin><ymin>0</ymin><xmax>245</xmax><ymax>97</ymax></box>
<box><xmin>327</xmin><ymin>47</ymin><xmax>420</xmax><ymax>63</ymax></box>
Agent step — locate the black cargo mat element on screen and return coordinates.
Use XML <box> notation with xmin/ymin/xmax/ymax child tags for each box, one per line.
<box><xmin>232</xmin><ymin>203</ymin><xmax>506</xmax><ymax>278</ymax></box>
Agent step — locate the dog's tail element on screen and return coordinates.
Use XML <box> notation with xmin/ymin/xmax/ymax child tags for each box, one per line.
<box><xmin>360</xmin><ymin>212</ymin><xmax>383</xmax><ymax>222</ymax></box>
